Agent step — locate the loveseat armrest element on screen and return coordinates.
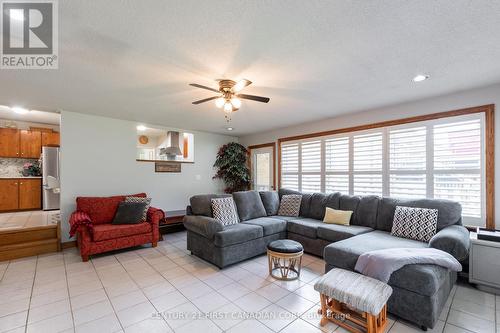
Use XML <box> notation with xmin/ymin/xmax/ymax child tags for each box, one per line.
<box><xmin>183</xmin><ymin>215</ymin><xmax>224</xmax><ymax>239</ymax></box>
<box><xmin>69</xmin><ymin>211</ymin><xmax>92</xmax><ymax>238</ymax></box>
<box><xmin>429</xmin><ymin>225</ymin><xmax>470</xmax><ymax>261</ymax></box>
<box><xmin>147</xmin><ymin>207</ymin><xmax>165</xmax><ymax>225</ymax></box>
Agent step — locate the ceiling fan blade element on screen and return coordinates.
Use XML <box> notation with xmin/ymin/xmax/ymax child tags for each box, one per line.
<box><xmin>189</xmin><ymin>83</ymin><xmax>220</xmax><ymax>93</ymax></box>
<box><xmin>232</xmin><ymin>79</ymin><xmax>252</xmax><ymax>93</ymax></box>
<box><xmin>192</xmin><ymin>96</ymin><xmax>219</xmax><ymax>104</ymax></box>
<box><xmin>237</xmin><ymin>94</ymin><xmax>270</xmax><ymax>103</ymax></box>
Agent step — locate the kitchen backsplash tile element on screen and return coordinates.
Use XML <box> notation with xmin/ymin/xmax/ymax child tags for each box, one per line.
<box><xmin>0</xmin><ymin>157</ymin><xmax>38</xmax><ymax>178</ymax></box>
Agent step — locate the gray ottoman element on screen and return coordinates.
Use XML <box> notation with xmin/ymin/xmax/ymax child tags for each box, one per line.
<box><xmin>267</xmin><ymin>239</ymin><xmax>303</xmax><ymax>280</ymax></box>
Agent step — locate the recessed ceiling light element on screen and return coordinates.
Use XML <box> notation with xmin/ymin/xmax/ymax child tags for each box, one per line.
<box><xmin>11</xmin><ymin>107</ymin><xmax>29</xmax><ymax>114</ymax></box>
<box><xmin>413</xmin><ymin>74</ymin><xmax>429</xmax><ymax>82</ymax></box>
<box><xmin>136</xmin><ymin>125</ymin><xmax>146</xmax><ymax>131</ymax></box>
<box><xmin>226</xmin><ymin>127</ymin><xmax>233</xmax><ymax>131</ymax></box>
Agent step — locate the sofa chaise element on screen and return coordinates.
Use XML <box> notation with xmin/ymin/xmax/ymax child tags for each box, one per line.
<box><xmin>183</xmin><ymin>189</ymin><xmax>470</xmax><ymax>330</ymax></box>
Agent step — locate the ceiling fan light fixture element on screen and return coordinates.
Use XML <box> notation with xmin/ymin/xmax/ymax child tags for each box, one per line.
<box><xmin>215</xmin><ymin>97</ymin><xmax>225</xmax><ymax>108</ymax></box>
<box><xmin>230</xmin><ymin>97</ymin><xmax>241</xmax><ymax>109</ymax></box>
<box><xmin>223</xmin><ymin>102</ymin><xmax>233</xmax><ymax>113</ymax></box>
<box><xmin>232</xmin><ymin>79</ymin><xmax>248</xmax><ymax>93</ymax></box>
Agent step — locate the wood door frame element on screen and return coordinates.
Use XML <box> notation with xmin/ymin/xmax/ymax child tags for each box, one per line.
<box><xmin>248</xmin><ymin>142</ymin><xmax>277</xmax><ymax>190</ymax></box>
<box><xmin>277</xmin><ymin>104</ymin><xmax>495</xmax><ymax>229</ymax></box>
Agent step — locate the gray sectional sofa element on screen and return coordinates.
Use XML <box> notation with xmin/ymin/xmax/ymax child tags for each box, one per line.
<box><xmin>183</xmin><ymin>189</ymin><xmax>470</xmax><ymax>330</ymax></box>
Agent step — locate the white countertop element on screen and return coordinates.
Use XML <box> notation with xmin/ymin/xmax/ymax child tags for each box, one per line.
<box><xmin>0</xmin><ymin>176</ymin><xmax>42</xmax><ymax>179</ymax></box>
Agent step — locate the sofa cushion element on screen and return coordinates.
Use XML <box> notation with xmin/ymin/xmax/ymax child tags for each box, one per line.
<box><xmin>242</xmin><ymin>217</ymin><xmax>287</xmax><ymax>236</ymax></box>
<box><xmin>76</xmin><ymin>193</ymin><xmax>146</xmax><ymax>225</ymax></box>
<box><xmin>309</xmin><ymin>193</ymin><xmax>328</xmax><ymax>220</ymax></box>
<box><xmin>324</xmin><ymin>230</ymin><xmax>427</xmax><ymax>271</ymax></box>
<box><xmin>92</xmin><ymin>222</ymin><xmax>152</xmax><ymax>241</ymax></box>
<box><xmin>259</xmin><ymin>191</ymin><xmax>280</xmax><ymax>216</ymax></box>
<box><xmin>353</xmin><ymin>195</ymin><xmax>380</xmax><ymax>228</ymax></box>
<box><xmin>287</xmin><ymin>218</ymin><xmax>323</xmax><ymax>239</ymax></box>
<box><xmin>317</xmin><ymin>224</ymin><xmax>373</xmax><ymax>242</ymax></box>
<box><xmin>325</xmin><ymin>192</ymin><xmax>341</xmax><ymax>210</ymax></box>
<box><xmin>190</xmin><ymin>194</ymin><xmax>231</xmax><ymax>217</ymax></box>
<box><xmin>376</xmin><ymin>197</ymin><xmax>462</xmax><ymax>232</ymax></box>
<box><xmin>214</xmin><ymin>223</ymin><xmax>264</xmax><ymax>247</ymax></box>
<box><xmin>233</xmin><ymin>191</ymin><xmax>267</xmax><ymax>221</ymax></box>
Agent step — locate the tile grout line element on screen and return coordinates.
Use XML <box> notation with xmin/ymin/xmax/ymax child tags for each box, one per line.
<box><xmin>89</xmin><ymin>255</ymin><xmax>125</xmax><ymax>333</ymax></box>
<box><xmin>24</xmin><ymin>256</ymin><xmax>39</xmax><ymax>333</ymax></box>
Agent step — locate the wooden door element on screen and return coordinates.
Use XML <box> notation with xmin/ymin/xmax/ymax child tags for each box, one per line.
<box><xmin>20</xmin><ymin>130</ymin><xmax>42</xmax><ymax>158</ymax></box>
<box><xmin>41</xmin><ymin>132</ymin><xmax>60</xmax><ymax>147</ymax></box>
<box><xmin>19</xmin><ymin>179</ymin><xmax>41</xmax><ymax>210</ymax></box>
<box><xmin>0</xmin><ymin>180</ymin><xmax>19</xmax><ymax>211</ymax></box>
<box><xmin>0</xmin><ymin>129</ymin><xmax>20</xmax><ymax>158</ymax></box>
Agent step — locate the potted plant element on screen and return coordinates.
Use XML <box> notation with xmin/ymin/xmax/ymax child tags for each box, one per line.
<box><xmin>22</xmin><ymin>160</ymin><xmax>42</xmax><ymax>177</ymax></box>
<box><xmin>213</xmin><ymin>142</ymin><xmax>251</xmax><ymax>193</ymax></box>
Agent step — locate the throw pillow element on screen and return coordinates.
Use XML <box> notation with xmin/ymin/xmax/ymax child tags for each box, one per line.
<box><xmin>323</xmin><ymin>207</ymin><xmax>353</xmax><ymax>225</ymax></box>
<box><xmin>259</xmin><ymin>191</ymin><xmax>280</xmax><ymax>216</ymax></box>
<box><xmin>278</xmin><ymin>194</ymin><xmax>302</xmax><ymax>217</ymax></box>
<box><xmin>112</xmin><ymin>202</ymin><xmax>148</xmax><ymax>224</ymax></box>
<box><xmin>391</xmin><ymin>206</ymin><xmax>438</xmax><ymax>242</ymax></box>
<box><xmin>211</xmin><ymin>197</ymin><xmax>239</xmax><ymax>226</ymax></box>
<box><xmin>125</xmin><ymin>196</ymin><xmax>151</xmax><ymax>221</ymax></box>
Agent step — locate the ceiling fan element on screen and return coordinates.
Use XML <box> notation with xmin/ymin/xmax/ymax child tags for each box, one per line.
<box><xmin>189</xmin><ymin>79</ymin><xmax>270</xmax><ymax>114</ymax></box>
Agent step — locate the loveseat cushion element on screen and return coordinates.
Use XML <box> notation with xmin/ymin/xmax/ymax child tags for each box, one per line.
<box><xmin>190</xmin><ymin>194</ymin><xmax>231</xmax><ymax>217</ymax></box>
<box><xmin>214</xmin><ymin>223</ymin><xmax>263</xmax><ymax>247</ymax></box>
<box><xmin>287</xmin><ymin>218</ymin><xmax>323</xmax><ymax>239</ymax></box>
<box><xmin>317</xmin><ymin>224</ymin><xmax>373</xmax><ymax>242</ymax></box>
<box><xmin>76</xmin><ymin>193</ymin><xmax>146</xmax><ymax>225</ymax></box>
<box><xmin>259</xmin><ymin>191</ymin><xmax>280</xmax><ymax>216</ymax></box>
<box><xmin>233</xmin><ymin>191</ymin><xmax>267</xmax><ymax>221</ymax></box>
<box><xmin>376</xmin><ymin>197</ymin><xmax>462</xmax><ymax>232</ymax></box>
<box><xmin>308</xmin><ymin>193</ymin><xmax>328</xmax><ymax>220</ymax></box>
<box><xmin>92</xmin><ymin>222</ymin><xmax>152</xmax><ymax>242</ymax></box>
<box><xmin>242</xmin><ymin>217</ymin><xmax>287</xmax><ymax>236</ymax></box>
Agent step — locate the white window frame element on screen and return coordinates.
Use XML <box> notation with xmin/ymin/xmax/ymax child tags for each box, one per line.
<box><xmin>280</xmin><ymin>113</ymin><xmax>486</xmax><ymax>226</ymax></box>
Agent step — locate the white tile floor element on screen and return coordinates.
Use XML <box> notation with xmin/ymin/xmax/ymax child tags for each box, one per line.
<box><xmin>0</xmin><ymin>230</ymin><xmax>498</xmax><ymax>333</ymax></box>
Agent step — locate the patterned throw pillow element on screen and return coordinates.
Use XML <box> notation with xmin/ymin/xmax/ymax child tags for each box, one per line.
<box><xmin>125</xmin><ymin>197</ymin><xmax>151</xmax><ymax>221</ymax></box>
<box><xmin>391</xmin><ymin>206</ymin><xmax>438</xmax><ymax>242</ymax></box>
<box><xmin>278</xmin><ymin>194</ymin><xmax>302</xmax><ymax>217</ymax></box>
<box><xmin>211</xmin><ymin>197</ymin><xmax>239</xmax><ymax>226</ymax></box>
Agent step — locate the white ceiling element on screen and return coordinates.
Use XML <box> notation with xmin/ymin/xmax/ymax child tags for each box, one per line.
<box><xmin>1</xmin><ymin>1</ymin><xmax>500</xmax><ymax>136</ymax></box>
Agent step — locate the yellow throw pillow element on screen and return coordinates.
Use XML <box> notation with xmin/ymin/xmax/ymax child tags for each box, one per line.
<box><xmin>323</xmin><ymin>207</ymin><xmax>353</xmax><ymax>225</ymax></box>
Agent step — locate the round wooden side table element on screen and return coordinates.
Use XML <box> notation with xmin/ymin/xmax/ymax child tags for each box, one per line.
<box><xmin>267</xmin><ymin>239</ymin><xmax>304</xmax><ymax>280</ymax></box>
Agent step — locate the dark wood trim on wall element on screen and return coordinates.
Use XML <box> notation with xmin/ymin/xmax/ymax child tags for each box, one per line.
<box><xmin>61</xmin><ymin>240</ymin><xmax>77</xmax><ymax>249</ymax></box>
<box><xmin>248</xmin><ymin>142</ymin><xmax>277</xmax><ymax>190</ymax></box>
<box><xmin>276</xmin><ymin>104</ymin><xmax>495</xmax><ymax>228</ymax></box>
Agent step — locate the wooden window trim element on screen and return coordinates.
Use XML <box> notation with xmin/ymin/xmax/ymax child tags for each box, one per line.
<box><xmin>276</xmin><ymin>104</ymin><xmax>495</xmax><ymax>229</ymax></box>
<box><xmin>248</xmin><ymin>142</ymin><xmax>277</xmax><ymax>190</ymax></box>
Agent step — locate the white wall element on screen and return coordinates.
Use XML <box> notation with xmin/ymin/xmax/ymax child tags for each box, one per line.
<box><xmin>60</xmin><ymin>111</ymin><xmax>236</xmax><ymax>242</ymax></box>
<box><xmin>240</xmin><ymin>83</ymin><xmax>500</xmax><ymax>227</ymax></box>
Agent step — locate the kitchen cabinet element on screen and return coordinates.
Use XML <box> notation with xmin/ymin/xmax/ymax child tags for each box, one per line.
<box><xmin>0</xmin><ymin>128</ymin><xmax>20</xmax><ymax>158</ymax></box>
<box><xmin>0</xmin><ymin>179</ymin><xmax>20</xmax><ymax>211</ymax></box>
<box><xmin>41</xmin><ymin>131</ymin><xmax>60</xmax><ymax>147</ymax></box>
<box><xmin>20</xmin><ymin>130</ymin><xmax>42</xmax><ymax>158</ymax></box>
<box><xmin>0</xmin><ymin>178</ymin><xmax>41</xmax><ymax>211</ymax></box>
<box><xmin>19</xmin><ymin>179</ymin><xmax>42</xmax><ymax>210</ymax></box>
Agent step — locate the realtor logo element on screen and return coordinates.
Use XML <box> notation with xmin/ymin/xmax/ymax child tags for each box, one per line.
<box><xmin>1</xmin><ymin>0</ymin><xmax>58</xmax><ymax>69</ymax></box>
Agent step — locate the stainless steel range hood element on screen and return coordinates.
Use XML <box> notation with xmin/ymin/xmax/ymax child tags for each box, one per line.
<box><xmin>159</xmin><ymin>131</ymin><xmax>182</xmax><ymax>156</ymax></box>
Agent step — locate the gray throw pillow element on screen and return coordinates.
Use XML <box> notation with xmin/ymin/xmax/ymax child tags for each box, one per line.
<box><xmin>112</xmin><ymin>202</ymin><xmax>148</xmax><ymax>224</ymax></box>
<box><xmin>391</xmin><ymin>206</ymin><xmax>438</xmax><ymax>242</ymax></box>
<box><xmin>278</xmin><ymin>194</ymin><xmax>302</xmax><ymax>217</ymax></box>
<box><xmin>125</xmin><ymin>197</ymin><xmax>151</xmax><ymax>221</ymax></box>
<box><xmin>259</xmin><ymin>191</ymin><xmax>280</xmax><ymax>216</ymax></box>
<box><xmin>232</xmin><ymin>191</ymin><xmax>267</xmax><ymax>221</ymax></box>
<box><xmin>211</xmin><ymin>197</ymin><xmax>239</xmax><ymax>226</ymax></box>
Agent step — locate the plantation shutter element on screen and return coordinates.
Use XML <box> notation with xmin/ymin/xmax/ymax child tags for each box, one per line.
<box><xmin>353</xmin><ymin>132</ymin><xmax>383</xmax><ymax>195</ymax></box>
<box><xmin>325</xmin><ymin>137</ymin><xmax>349</xmax><ymax>193</ymax></box>
<box><xmin>301</xmin><ymin>140</ymin><xmax>321</xmax><ymax>192</ymax></box>
<box><xmin>281</xmin><ymin>142</ymin><xmax>299</xmax><ymax>190</ymax></box>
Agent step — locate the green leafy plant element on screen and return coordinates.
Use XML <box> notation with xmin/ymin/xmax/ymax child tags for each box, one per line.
<box><xmin>213</xmin><ymin>142</ymin><xmax>251</xmax><ymax>193</ymax></box>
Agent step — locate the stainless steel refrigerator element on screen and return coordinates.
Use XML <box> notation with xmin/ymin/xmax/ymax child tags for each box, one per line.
<box><xmin>42</xmin><ymin>146</ymin><xmax>60</xmax><ymax>210</ymax></box>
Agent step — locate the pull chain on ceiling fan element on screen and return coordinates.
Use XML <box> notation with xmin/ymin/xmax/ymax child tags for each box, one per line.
<box><xmin>189</xmin><ymin>79</ymin><xmax>270</xmax><ymax>122</ymax></box>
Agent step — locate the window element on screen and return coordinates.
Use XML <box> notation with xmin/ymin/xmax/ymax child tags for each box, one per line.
<box><xmin>280</xmin><ymin>113</ymin><xmax>486</xmax><ymax>226</ymax></box>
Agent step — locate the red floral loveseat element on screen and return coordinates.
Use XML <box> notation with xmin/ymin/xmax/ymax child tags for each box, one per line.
<box><xmin>69</xmin><ymin>193</ymin><xmax>164</xmax><ymax>261</ymax></box>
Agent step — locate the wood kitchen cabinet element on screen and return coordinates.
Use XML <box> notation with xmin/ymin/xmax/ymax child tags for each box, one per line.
<box><xmin>20</xmin><ymin>130</ymin><xmax>42</xmax><ymax>158</ymax></box>
<box><xmin>19</xmin><ymin>179</ymin><xmax>42</xmax><ymax>210</ymax></box>
<box><xmin>41</xmin><ymin>131</ymin><xmax>60</xmax><ymax>147</ymax></box>
<box><xmin>0</xmin><ymin>179</ymin><xmax>20</xmax><ymax>211</ymax></box>
<box><xmin>0</xmin><ymin>128</ymin><xmax>20</xmax><ymax>158</ymax></box>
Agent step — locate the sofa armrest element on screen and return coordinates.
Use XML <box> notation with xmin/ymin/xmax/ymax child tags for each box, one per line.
<box><xmin>69</xmin><ymin>211</ymin><xmax>92</xmax><ymax>238</ymax></box>
<box><xmin>183</xmin><ymin>215</ymin><xmax>224</xmax><ymax>239</ymax></box>
<box><xmin>429</xmin><ymin>225</ymin><xmax>470</xmax><ymax>261</ymax></box>
<box><xmin>147</xmin><ymin>207</ymin><xmax>164</xmax><ymax>225</ymax></box>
